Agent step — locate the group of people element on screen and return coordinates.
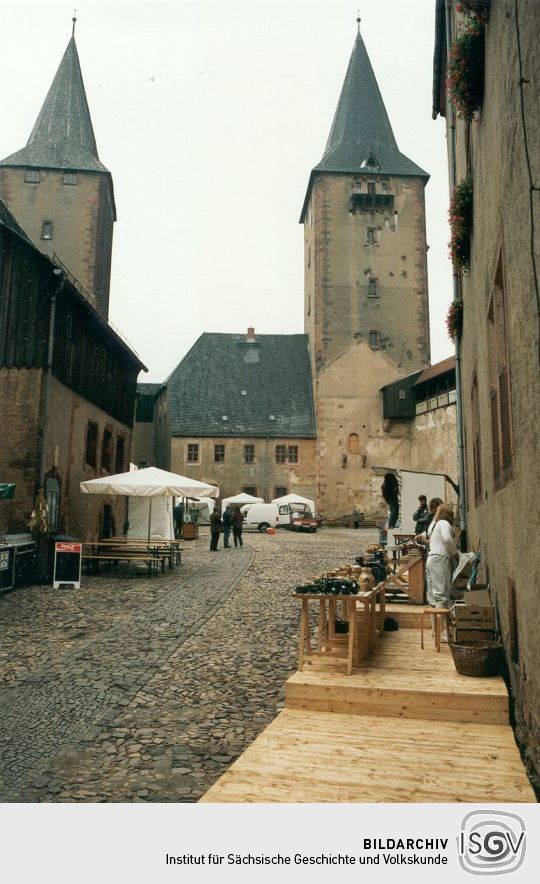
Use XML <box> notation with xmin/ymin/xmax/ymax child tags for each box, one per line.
<box><xmin>413</xmin><ymin>494</ymin><xmax>459</xmax><ymax>619</ymax></box>
<box><xmin>209</xmin><ymin>505</ymin><xmax>244</xmax><ymax>551</ymax></box>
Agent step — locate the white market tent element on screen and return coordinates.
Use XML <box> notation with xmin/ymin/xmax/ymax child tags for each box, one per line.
<box><xmin>222</xmin><ymin>491</ymin><xmax>264</xmax><ymax>509</ymax></box>
<box><xmin>190</xmin><ymin>496</ymin><xmax>216</xmax><ymax>524</ymax></box>
<box><xmin>271</xmin><ymin>493</ymin><xmax>315</xmax><ymax>513</ymax></box>
<box><xmin>80</xmin><ymin>467</ymin><xmax>219</xmax><ymax>540</ymax></box>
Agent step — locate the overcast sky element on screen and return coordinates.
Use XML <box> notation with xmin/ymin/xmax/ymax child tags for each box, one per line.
<box><xmin>1</xmin><ymin>0</ymin><xmax>453</xmax><ymax>381</ymax></box>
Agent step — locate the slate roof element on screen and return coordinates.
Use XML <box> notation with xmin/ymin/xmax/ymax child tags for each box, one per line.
<box><xmin>137</xmin><ymin>383</ymin><xmax>161</xmax><ymax>397</ymax></box>
<box><xmin>166</xmin><ymin>333</ymin><xmax>316</xmax><ymax>438</ymax></box>
<box><xmin>0</xmin><ymin>37</ymin><xmax>109</xmax><ymax>174</ymax></box>
<box><xmin>301</xmin><ymin>33</ymin><xmax>428</xmax><ymax>221</ymax></box>
<box><xmin>414</xmin><ymin>356</ymin><xmax>455</xmax><ymax>386</ymax></box>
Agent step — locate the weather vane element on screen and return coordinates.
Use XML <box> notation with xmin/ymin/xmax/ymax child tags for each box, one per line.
<box><xmin>356</xmin><ymin>9</ymin><xmax>361</xmax><ymax>34</ymax></box>
<box><xmin>72</xmin><ymin>10</ymin><xmax>77</xmax><ymax>37</ymax></box>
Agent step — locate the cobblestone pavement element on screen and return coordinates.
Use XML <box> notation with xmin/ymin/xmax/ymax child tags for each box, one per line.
<box><xmin>0</xmin><ymin>527</ymin><xmax>376</xmax><ymax>802</ymax></box>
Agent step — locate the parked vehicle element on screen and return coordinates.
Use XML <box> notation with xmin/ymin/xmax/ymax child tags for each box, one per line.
<box><xmin>289</xmin><ymin>510</ymin><xmax>318</xmax><ymax>533</ymax></box>
<box><xmin>240</xmin><ymin>502</ymin><xmax>290</xmax><ymax>532</ymax></box>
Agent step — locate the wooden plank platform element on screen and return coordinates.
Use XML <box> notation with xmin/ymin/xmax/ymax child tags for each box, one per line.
<box><xmin>201</xmin><ymin>708</ymin><xmax>536</xmax><ymax>803</ymax></box>
<box><xmin>384</xmin><ymin>602</ymin><xmax>425</xmax><ymax>628</ymax></box>
<box><xmin>285</xmin><ymin>630</ymin><xmax>509</xmax><ymax>724</ymax></box>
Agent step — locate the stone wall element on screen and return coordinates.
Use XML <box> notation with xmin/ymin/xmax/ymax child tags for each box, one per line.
<box><xmin>304</xmin><ymin>171</ymin><xmax>431</xmax><ymax>517</ymax></box>
<box><xmin>169</xmin><ymin>436</ymin><xmax>316</xmax><ymax>505</ymax></box>
<box><xmin>450</xmin><ymin>0</ymin><xmax>540</xmax><ymax>783</ymax></box>
<box><xmin>45</xmin><ymin>377</ymin><xmax>132</xmax><ymax>539</ymax></box>
<box><xmin>0</xmin><ymin>167</ymin><xmax>114</xmax><ymax>316</ymax></box>
<box><xmin>0</xmin><ymin>367</ymin><xmax>132</xmax><ymax>539</ymax></box>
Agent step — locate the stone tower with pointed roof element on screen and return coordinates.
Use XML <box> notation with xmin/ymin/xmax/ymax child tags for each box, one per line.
<box><xmin>301</xmin><ymin>27</ymin><xmax>431</xmax><ymax>517</ymax></box>
<box><xmin>0</xmin><ymin>33</ymin><xmax>115</xmax><ymax>317</ymax></box>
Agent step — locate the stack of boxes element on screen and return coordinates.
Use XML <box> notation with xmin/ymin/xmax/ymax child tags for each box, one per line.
<box><xmin>450</xmin><ymin>585</ymin><xmax>497</xmax><ymax>643</ymax></box>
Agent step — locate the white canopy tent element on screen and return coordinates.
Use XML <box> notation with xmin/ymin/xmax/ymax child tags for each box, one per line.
<box><xmin>189</xmin><ymin>496</ymin><xmax>216</xmax><ymax>524</ymax></box>
<box><xmin>80</xmin><ymin>467</ymin><xmax>219</xmax><ymax>541</ymax></box>
<box><xmin>221</xmin><ymin>491</ymin><xmax>264</xmax><ymax>509</ymax></box>
<box><xmin>271</xmin><ymin>493</ymin><xmax>315</xmax><ymax>513</ymax></box>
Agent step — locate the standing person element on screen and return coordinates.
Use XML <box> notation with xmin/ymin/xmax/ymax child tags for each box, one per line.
<box><xmin>209</xmin><ymin>509</ymin><xmax>223</xmax><ymax>551</ymax></box>
<box><xmin>381</xmin><ymin>472</ymin><xmax>399</xmax><ymax>528</ymax></box>
<box><xmin>231</xmin><ymin>506</ymin><xmax>244</xmax><ymax>548</ymax></box>
<box><xmin>412</xmin><ymin>495</ymin><xmax>430</xmax><ymax>534</ymax></box>
<box><xmin>415</xmin><ymin>497</ymin><xmax>443</xmax><ymax>543</ymax></box>
<box><xmin>426</xmin><ymin>503</ymin><xmax>459</xmax><ymax>617</ymax></box>
<box><xmin>222</xmin><ymin>504</ymin><xmax>232</xmax><ymax>548</ymax></box>
<box><xmin>353</xmin><ymin>505</ymin><xmax>362</xmax><ymax>529</ymax></box>
<box><xmin>173</xmin><ymin>499</ymin><xmax>184</xmax><ymax>539</ymax></box>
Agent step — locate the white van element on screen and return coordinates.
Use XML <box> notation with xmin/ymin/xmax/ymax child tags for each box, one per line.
<box><xmin>240</xmin><ymin>502</ymin><xmax>290</xmax><ymax>532</ymax></box>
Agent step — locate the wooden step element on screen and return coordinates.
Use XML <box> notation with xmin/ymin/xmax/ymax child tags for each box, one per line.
<box><xmin>200</xmin><ymin>709</ymin><xmax>535</xmax><ymax>803</ymax></box>
<box><xmin>384</xmin><ymin>602</ymin><xmax>425</xmax><ymax>628</ymax></box>
<box><xmin>286</xmin><ymin>631</ymin><xmax>509</xmax><ymax>725</ymax></box>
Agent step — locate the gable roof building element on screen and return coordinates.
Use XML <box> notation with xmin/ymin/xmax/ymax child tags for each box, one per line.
<box><xmin>165</xmin><ymin>331</ymin><xmax>316</xmax><ymax>439</ymax></box>
<box><xmin>152</xmin><ymin>331</ymin><xmax>317</xmax><ymax>503</ymax></box>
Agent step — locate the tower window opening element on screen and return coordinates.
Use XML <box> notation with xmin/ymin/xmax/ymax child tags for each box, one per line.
<box><xmin>369</xmin><ymin>330</ymin><xmax>381</xmax><ymax>348</ymax></box>
<box><xmin>367</xmin><ymin>228</ymin><xmax>376</xmax><ymax>246</ymax></box>
<box><xmin>41</xmin><ymin>220</ymin><xmax>53</xmax><ymax>240</ymax></box>
<box><xmin>368</xmin><ymin>277</ymin><xmax>379</xmax><ymax>298</ymax></box>
<box><xmin>63</xmin><ymin>172</ymin><xmax>77</xmax><ymax>185</ymax></box>
<box><xmin>25</xmin><ymin>169</ymin><xmax>40</xmax><ymax>183</ymax></box>
<box><xmin>367</xmin><ymin>182</ymin><xmax>376</xmax><ymax>195</ymax></box>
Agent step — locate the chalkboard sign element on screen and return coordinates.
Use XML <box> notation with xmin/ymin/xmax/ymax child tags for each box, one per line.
<box><xmin>53</xmin><ymin>541</ymin><xmax>82</xmax><ymax>588</ymax></box>
<box><xmin>0</xmin><ymin>547</ymin><xmax>15</xmax><ymax>592</ymax></box>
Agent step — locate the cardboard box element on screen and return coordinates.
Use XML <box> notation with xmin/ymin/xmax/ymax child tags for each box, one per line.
<box><xmin>454</xmin><ymin>628</ymin><xmax>497</xmax><ymax>643</ymax></box>
<box><xmin>463</xmin><ymin>585</ymin><xmax>491</xmax><ymax>606</ymax></box>
<box><xmin>451</xmin><ymin>604</ymin><xmax>495</xmax><ymax>626</ymax></box>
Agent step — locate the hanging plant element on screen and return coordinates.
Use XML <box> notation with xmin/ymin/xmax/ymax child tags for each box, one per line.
<box><xmin>456</xmin><ymin>0</ymin><xmax>491</xmax><ymax>24</ymax></box>
<box><xmin>446</xmin><ymin>21</ymin><xmax>485</xmax><ymax>119</ymax></box>
<box><xmin>449</xmin><ymin>176</ymin><xmax>474</xmax><ymax>271</ymax></box>
<box><xmin>446</xmin><ymin>300</ymin><xmax>464</xmax><ymax>341</ymax></box>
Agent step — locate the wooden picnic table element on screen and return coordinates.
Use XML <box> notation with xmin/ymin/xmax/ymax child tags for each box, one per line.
<box><xmin>81</xmin><ymin>539</ymin><xmax>184</xmax><ymax>576</ymax></box>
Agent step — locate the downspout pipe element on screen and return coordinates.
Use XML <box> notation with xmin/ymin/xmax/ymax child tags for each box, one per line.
<box><xmin>445</xmin><ymin>0</ymin><xmax>468</xmax><ymax>550</ymax></box>
<box><xmin>38</xmin><ymin>269</ymin><xmax>65</xmax><ymax>490</ymax></box>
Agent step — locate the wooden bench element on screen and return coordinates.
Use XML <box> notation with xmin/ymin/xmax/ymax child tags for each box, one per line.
<box><xmin>82</xmin><ymin>542</ymin><xmax>161</xmax><ymax>576</ymax></box>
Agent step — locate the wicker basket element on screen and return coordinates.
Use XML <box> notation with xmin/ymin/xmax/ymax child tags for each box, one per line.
<box><xmin>449</xmin><ymin>641</ymin><xmax>502</xmax><ymax>677</ymax></box>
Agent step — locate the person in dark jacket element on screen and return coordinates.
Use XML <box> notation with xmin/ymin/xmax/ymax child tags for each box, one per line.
<box><xmin>231</xmin><ymin>507</ymin><xmax>244</xmax><ymax>548</ymax></box>
<box><xmin>173</xmin><ymin>500</ymin><xmax>184</xmax><ymax>539</ymax></box>
<box><xmin>381</xmin><ymin>472</ymin><xmax>399</xmax><ymax>528</ymax></box>
<box><xmin>412</xmin><ymin>495</ymin><xmax>431</xmax><ymax>534</ymax></box>
<box><xmin>209</xmin><ymin>510</ymin><xmax>223</xmax><ymax>551</ymax></box>
<box><xmin>222</xmin><ymin>505</ymin><xmax>232</xmax><ymax>548</ymax></box>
